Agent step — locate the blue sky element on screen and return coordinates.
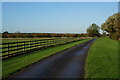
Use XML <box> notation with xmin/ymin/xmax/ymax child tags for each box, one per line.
<box><xmin>2</xmin><ymin>2</ymin><xmax>118</xmax><ymax>33</ymax></box>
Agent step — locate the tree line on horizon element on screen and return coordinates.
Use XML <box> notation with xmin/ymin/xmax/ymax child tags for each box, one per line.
<box><xmin>1</xmin><ymin>32</ymin><xmax>88</xmax><ymax>38</ymax></box>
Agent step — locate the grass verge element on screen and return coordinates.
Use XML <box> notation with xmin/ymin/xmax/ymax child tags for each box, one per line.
<box><xmin>85</xmin><ymin>37</ymin><xmax>118</xmax><ymax>78</ymax></box>
<box><xmin>3</xmin><ymin>39</ymin><xmax>91</xmax><ymax>78</ymax></box>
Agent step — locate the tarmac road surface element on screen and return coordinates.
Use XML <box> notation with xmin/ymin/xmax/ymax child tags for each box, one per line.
<box><xmin>9</xmin><ymin>39</ymin><xmax>95</xmax><ymax>78</ymax></box>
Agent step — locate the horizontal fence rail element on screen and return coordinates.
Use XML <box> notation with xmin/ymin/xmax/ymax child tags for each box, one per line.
<box><xmin>0</xmin><ymin>37</ymin><xmax>84</xmax><ymax>60</ymax></box>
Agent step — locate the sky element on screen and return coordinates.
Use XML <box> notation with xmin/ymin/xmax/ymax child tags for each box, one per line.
<box><xmin>2</xmin><ymin>2</ymin><xmax>118</xmax><ymax>33</ymax></box>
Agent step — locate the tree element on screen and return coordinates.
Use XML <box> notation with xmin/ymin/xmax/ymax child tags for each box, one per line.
<box><xmin>87</xmin><ymin>23</ymin><xmax>100</xmax><ymax>37</ymax></box>
<box><xmin>3</xmin><ymin>31</ymin><xmax>9</xmax><ymax>34</ymax></box>
<box><xmin>101</xmin><ymin>13</ymin><xmax>120</xmax><ymax>40</ymax></box>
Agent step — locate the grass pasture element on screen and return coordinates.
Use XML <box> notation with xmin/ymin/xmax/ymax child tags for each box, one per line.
<box><xmin>2</xmin><ymin>38</ymin><xmax>54</xmax><ymax>43</ymax></box>
<box><xmin>1</xmin><ymin>37</ymin><xmax>84</xmax><ymax>59</ymax></box>
<box><xmin>2</xmin><ymin>38</ymin><xmax>91</xmax><ymax>78</ymax></box>
<box><xmin>2</xmin><ymin>38</ymin><xmax>54</xmax><ymax>59</ymax></box>
<box><xmin>85</xmin><ymin>37</ymin><xmax>118</xmax><ymax>78</ymax></box>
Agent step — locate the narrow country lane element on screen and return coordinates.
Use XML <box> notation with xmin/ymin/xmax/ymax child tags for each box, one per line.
<box><xmin>9</xmin><ymin>39</ymin><xmax>95</xmax><ymax>78</ymax></box>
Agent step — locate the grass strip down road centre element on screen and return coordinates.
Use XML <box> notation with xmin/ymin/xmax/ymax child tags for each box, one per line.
<box><xmin>85</xmin><ymin>37</ymin><xmax>118</xmax><ymax>78</ymax></box>
<box><xmin>3</xmin><ymin>39</ymin><xmax>91</xmax><ymax>78</ymax></box>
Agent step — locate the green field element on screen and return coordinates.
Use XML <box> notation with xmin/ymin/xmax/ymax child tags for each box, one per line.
<box><xmin>2</xmin><ymin>39</ymin><xmax>91</xmax><ymax>78</ymax></box>
<box><xmin>85</xmin><ymin>37</ymin><xmax>118</xmax><ymax>78</ymax></box>
<box><xmin>2</xmin><ymin>38</ymin><xmax>55</xmax><ymax>59</ymax></box>
<box><xmin>2</xmin><ymin>38</ymin><xmax>54</xmax><ymax>43</ymax></box>
<box><xmin>2</xmin><ymin>37</ymin><xmax>83</xmax><ymax>59</ymax></box>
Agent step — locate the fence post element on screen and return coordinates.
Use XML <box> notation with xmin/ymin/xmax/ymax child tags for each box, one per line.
<box><xmin>55</xmin><ymin>39</ymin><xmax>58</xmax><ymax>46</ymax></box>
<box><xmin>53</xmin><ymin>39</ymin><xmax>55</xmax><ymax>46</ymax></box>
<box><xmin>38</xmin><ymin>41</ymin><xmax>41</xmax><ymax>48</ymax></box>
<box><xmin>48</xmin><ymin>39</ymin><xmax>50</xmax><ymax>47</ymax></box>
<box><xmin>8</xmin><ymin>43</ymin><xmax>9</xmax><ymax>57</ymax></box>
<box><xmin>35</xmin><ymin>40</ymin><xmax>38</xmax><ymax>49</ymax></box>
<box><xmin>29</xmin><ymin>41</ymin><xmax>31</xmax><ymax>50</ymax></box>
<box><xmin>24</xmin><ymin>42</ymin><xmax>25</xmax><ymax>53</ymax></box>
<box><xmin>45</xmin><ymin>40</ymin><xmax>47</xmax><ymax>48</ymax></box>
<box><xmin>16</xmin><ymin>42</ymin><xmax>18</xmax><ymax>53</ymax></box>
<box><xmin>35</xmin><ymin>40</ymin><xmax>37</xmax><ymax>50</ymax></box>
<box><xmin>53</xmin><ymin>39</ymin><xmax>54</xmax><ymax>46</ymax></box>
